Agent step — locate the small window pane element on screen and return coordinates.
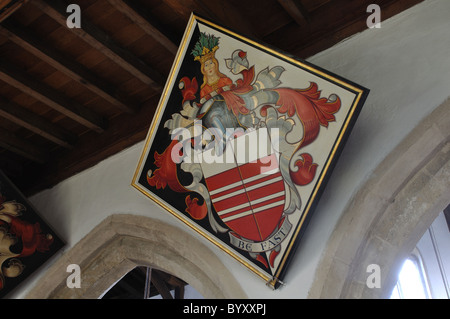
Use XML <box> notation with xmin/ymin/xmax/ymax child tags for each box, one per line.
<box><xmin>390</xmin><ymin>257</ymin><xmax>429</xmax><ymax>299</ymax></box>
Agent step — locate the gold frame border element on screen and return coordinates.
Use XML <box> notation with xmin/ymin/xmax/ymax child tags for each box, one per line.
<box><xmin>131</xmin><ymin>13</ymin><xmax>366</xmax><ymax>288</ymax></box>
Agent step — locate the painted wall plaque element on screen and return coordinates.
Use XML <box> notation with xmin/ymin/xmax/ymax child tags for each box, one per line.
<box><xmin>0</xmin><ymin>170</ymin><xmax>64</xmax><ymax>297</ymax></box>
<box><xmin>132</xmin><ymin>14</ymin><xmax>369</xmax><ymax>288</ymax></box>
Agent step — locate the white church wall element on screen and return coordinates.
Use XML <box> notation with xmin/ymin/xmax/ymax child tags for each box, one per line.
<box><xmin>7</xmin><ymin>0</ymin><xmax>450</xmax><ymax>298</ymax></box>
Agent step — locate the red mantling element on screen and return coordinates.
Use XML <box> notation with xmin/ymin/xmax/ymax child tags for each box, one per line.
<box><xmin>270</xmin><ymin>83</ymin><xmax>341</xmax><ymax>186</ymax></box>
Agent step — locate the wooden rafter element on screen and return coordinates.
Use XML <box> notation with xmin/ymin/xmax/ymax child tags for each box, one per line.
<box><xmin>106</xmin><ymin>0</ymin><xmax>179</xmax><ymax>55</ymax></box>
<box><xmin>22</xmin><ymin>96</ymin><xmax>160</xmax><ymax>196</ymax></box>
<box><xmin>0</xmin><ymin>60</ymin><xmax>107</xmax><ymax>133</ymax></box>
<box><xmin>0</xmin><ymin>0</ymin><xmax>28</xmax><ymax>22</ymax></box>
<box><xmin>0</xmin><ymin>97</ymin><xmax>76</xmax><ymax>148</ymax></box>
<box><xmin>31</xmin><ymin>0</ymin><xmax>164</xmax><ymax>92</ymax></box>
<box><xmin>174</xmin><ymin>285</ymin><xmax>185</xmax><ymax>299</ymax></box>
<box><xmin>195</xmin><ymin>0</ymin><xmax>257</xmax><ymax>37</ymax></box>
<box><xmin>0</xmin><ymin>21</ymin><xmax>136</xmax><ymax>114</ymax></box>
<box><xmin>277</xmin><ymin>0</ymin><xmax>310</xmax><ymax>25</ymax></box>
<box><xmin>162</xmin><ymin>0</ymin><xmax>217</xmax><ymax>22</ymax></box>
<box><xmin>163</xmin><ymin>0</ymin><xmax>256</xmax><ymax>37</ymax></box>
<box><xmin>150</xmin><ymin>270</ymin><xmax>173</xmax><ymax>299</ymax></box>
<box><xmin>0</xmin><ymin>127</ymin><xmax>47</xmax><ymax>164</ymax></box>
<box><xmin>102</xmin><ymin>267</ymin><xmax>188</xmax><ymax>299</ymax></box>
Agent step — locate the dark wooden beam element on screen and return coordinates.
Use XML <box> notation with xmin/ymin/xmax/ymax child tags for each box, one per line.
<box><xmin>22</xmin><ymin>96</ymin><xmax>160</xmax><ymax>196</ymax></box>
<box><xmin>174</xmin><ymin>285</ymin><xmax>185</xmax><ymax>299</ymax></box>
<box><xmin>165</xmin><ymin>273</ymin><xmax>187</xmax><ymax>288</ymax></box>
<box><xmin>0</xmin><ymin>127</ymin><xmax>48</xmax><ymax>164</ymax></box>
<box><xmin>196</xmin><ymin>0</ymin><xmax>258</xmax><ymax>37</ymax></box>
<box><xmin>163</xmin><ymin>0</ymin><xmax>256</xmax><ymax>38</ymax></box>
<box><xmin>0</xmin><ymin>0</ymin><xmax>28</xmax><ymax>23</ymax></box>
<box><xmin>0</xmin><ymin>21</ymin><xmax>137</xmax><ymax>114</ymax></box>
<box><xmin>32</xmin><ymin>0</ymin><xmax>164</xmax><ymax>92</ymax></box>
<box><xmin>0</xmin><ymin>97</ymin><xmax>76</xmax><ymax>148</ymax></box>
<box><xmin>0</xmin><ymin>59</ymin><xmax>107</xmax><ymax>133</ymax></box>
<box><xmin>107</xmin><ymin>0</ymin><xmax>179</xmax><ymax>55</ymax></box>
<box><xmin>150</xmin><ymin>270</ymin><xmax>173</xmax><ymax>299</ymax></box>
<box><xmin>162</xmin><ymin>0</ymin><xmax>216</xmax><ymax>22</ymax></box>
<box><xmin>277</xmin><ymin>0</ymin><xmax>310</xmax><ymax>26</ymax></box>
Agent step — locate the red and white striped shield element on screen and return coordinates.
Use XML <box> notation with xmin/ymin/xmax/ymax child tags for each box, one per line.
<box><xmin>200</xmin><ymin>128</ymin><xmax>285</xmax><ymax>242</ymax></box>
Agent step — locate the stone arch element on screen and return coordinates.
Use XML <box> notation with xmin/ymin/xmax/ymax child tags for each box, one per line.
<box><xmin>309</xmin><ymin>98</ymin><xmax>450</xmax><ymax>298</ymax></box>
<box><xmin>26</xmin><ymin>214</ymin><xmax>247</xmax><ymax>298</ymax></box>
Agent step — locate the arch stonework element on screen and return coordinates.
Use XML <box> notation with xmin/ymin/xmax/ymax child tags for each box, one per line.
<box><xmin>26</xmin><ymin>214</ymin><xmax>247</xmax><ymax>298</ymax></box>
<box><xmin>309</xmin><ymin>98</ymin><xmax>450</xmax><ymax>298</ymax></box>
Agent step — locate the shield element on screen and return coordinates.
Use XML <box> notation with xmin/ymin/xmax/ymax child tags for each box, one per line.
<box><xmin>132</xmin><ymin>14</ymin><xmax>370</xmax><ymax>288</ymax></box>
<box><xmin>200</xmin><ymin>128</ymin><xmax>285</xmax><ymax>242</ymax></box>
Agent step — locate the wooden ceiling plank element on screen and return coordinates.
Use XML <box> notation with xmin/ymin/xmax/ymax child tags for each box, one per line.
<box><xmin>0</xmin><ymin>127</ymin><xmax>48</xmax><ymax>164</ymax></box>
<box><xmin>161</xmin><ymin>0</ymin><xmax>192</xmax><ymax>21</ymax></box>
<box><xmin>0</xmin><ymin>21</ymin><xmax>137</xmax><ymax>114</ymax></box>
<box><xmin>195</xmin><ymin>0</ymin><xmax>257</xmax><ymax>38</ymax></box>
<box><xmin>0</xmin><ymin>60</ymin><xmax>107</xmax><ymax>133</ymax></box>
<box><xmin>107</xmin><ymin>0</ymin><xmax>178</xmax><ymax>55</ymax></box>
<box><xmin>22</xmin><ymin>96</ymin><xmax>160</xmax><ymax>195</ymax></box>
<box><xmin>163</xmin><ymin>0</ymin><xmax>211</xmax><ymax>22</ymax></box>
<box><xmin>31</xmin><ymin>0</ymin><xmax>164</xmax><ymax>92</ymax></box>
<box><xmin>277</xmin><ymin>0</ymin><xmax>310</xmax><ymax>25</ymax></box>
<box><xmin>0</xmin><ymin>0</ymin><xmax>28</xmax><ymax>23</ymax></box>
<box><xmin>0</xmin><ymin>97</ymin><xmax>76</xmax><ymax>148</ymax></box>
<box><xmin>163</xmin><ymin>0</ymin><xmax>257</xmax><ymax>38</ymax></box>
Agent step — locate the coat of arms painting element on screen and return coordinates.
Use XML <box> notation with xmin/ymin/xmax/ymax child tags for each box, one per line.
<box><xmin>132</xmin><ymin>14</ymin><xmax>369</xmax><ymax>288</ymax></box>
<box><xmin>0</xmin><ymin>171</ymin><xmax>64</xmax><ymax>298</ymax></box>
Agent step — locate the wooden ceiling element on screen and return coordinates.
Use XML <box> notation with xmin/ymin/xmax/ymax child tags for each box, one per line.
<box><xmin>102</xmin><ymin>267</ymin><xmax>188</xmax><ymax>299</ymax></box>
<box><xmin>0</xmin><ymin>0</ymin><xmax>423</xmax><ymax>195</ymax></box>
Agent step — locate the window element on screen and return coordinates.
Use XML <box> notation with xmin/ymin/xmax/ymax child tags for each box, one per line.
<box><xmin>390</xmin><ymin>251</ymin><xmax>430</xmax><ymax>299</ymax></box>
<box><xmin>102</xmin><ymin>267</ymin><xmax>203</xmax><ymax>299</ymax></box>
